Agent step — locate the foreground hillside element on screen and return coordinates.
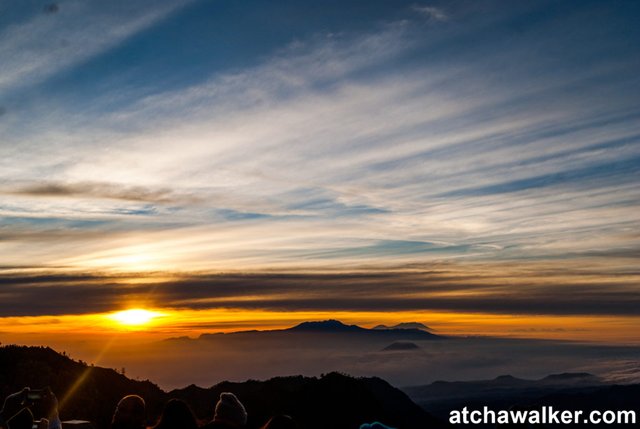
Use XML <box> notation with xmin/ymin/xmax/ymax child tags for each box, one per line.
<box><xmin>170</xmin><ymin>373</ymin><xmax>443</xmax><ymax>429</ymax></box>
<box><xmin>0</xmin><ymin>345</ymin><xmax>166</xmax><ymax>428</ymax></box>
<box><xmin>0</xmin><ymin>345</ymin><xmax>446</xmax><ymax>429</ymax></box>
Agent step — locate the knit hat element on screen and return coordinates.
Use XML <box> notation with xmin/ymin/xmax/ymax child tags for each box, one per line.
<box><xmin>213</xmin><ymin>392</ymin><xmax>247</xmax><ymax>427</ymax></box>
<box><xmin>359</xmin><ymin>423</ymin><xmax>396</xmax><ymax>429</ymax></box>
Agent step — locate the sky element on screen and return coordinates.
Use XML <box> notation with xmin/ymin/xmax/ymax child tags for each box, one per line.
<box><xmin>0</xmin><ymin>0</ymin><xmax>639</xmax><ymax>346</ymax></box>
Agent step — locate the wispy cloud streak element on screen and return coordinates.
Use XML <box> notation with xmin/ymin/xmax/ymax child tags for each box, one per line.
<box><xmin>0</xmin><ymin>0</ymin><xmax>190</xmax><ymax>93</ymax></box>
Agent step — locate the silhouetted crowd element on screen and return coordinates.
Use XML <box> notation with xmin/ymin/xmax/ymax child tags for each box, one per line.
<box><xmin>0</xmin><ymin>388</ymin><xmax>396</xmax><ymax>429</ymax></box>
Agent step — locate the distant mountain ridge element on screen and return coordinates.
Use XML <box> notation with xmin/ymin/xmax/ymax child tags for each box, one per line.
<box><xmin>374</xmin><ymin>322</ymin><xmax>433</xmax><ymax>331</ymax></box>
<box><xmin>404</xmin><ymin>372</ymin><xmax>609</xmax><ymax>427</ymax></box>
<box><xmin>156</xmin><ymin>319</ymin><xmax>444</xmax><ymax>389</ymax></box>
<box><xmin>195</xmin><ymin>319</ymin><xmax>443</xmax><ymax>341</ymax></box>
<box><xmin>288</xmin><ymin>319</ymin><xmax>366</xmax><ymax>332</ymax></box>
<box><xmin>406</xmin><ymin>372</ymin><xmax>603</xmax><ymax>400</ymax></box>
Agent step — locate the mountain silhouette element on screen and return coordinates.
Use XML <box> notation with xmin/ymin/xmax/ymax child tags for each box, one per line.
<box><xmin>404</xmin><ymin>373</ymin><xmax>610</xmax><ymax>426</ymax></box>
<box><xmin>195</xmin><ymin>319</ymin><xmax>443</xmax><ymax>342</ymax></box>
<box><xmin>406</xmin><ymin>372</ymin><xmax>604</xmax><ymax>402</ymax></box>
<box><xmin>0</xmin><ymin>345</ymin><xmax>447</xmax><ymax>429</ymax></box>
<box><xmin>288</xmin><ymin>319</ymin><xmax>366</xmax><ymax>332</ymax></box>
<box><xmin>374</xmin><ymin>322</ymin><xmax>433</xmax><ymax>331</ymax></box>
<box><xmin>539</xmin><ymin>372</ymin><xmax>600</xmax><ymax>385</ymax></box>
<box><xmin>381</xmin><ymin>342</ymin><xmax>421</xmax><ymax>351</ymax></box>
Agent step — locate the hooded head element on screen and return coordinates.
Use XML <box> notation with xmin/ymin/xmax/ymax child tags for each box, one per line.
<box><xmin>154</xmin><ymin>399</ymin><xmax>197</xmax><ymax>429</ymax></box>
<box><xmin>112</xmin><ymin>395</ymin><xmax>146</xmax><ymax>429</ymax></box>
<box><xmin>213</xmin><ymin>392</ymin><xmax>247</xmax><ymax>428</ymax></box>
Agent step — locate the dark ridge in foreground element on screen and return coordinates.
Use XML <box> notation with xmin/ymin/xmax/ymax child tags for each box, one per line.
<box><xmin>171</xmin><ymin>373</ymin><xmax>445</xmax><ymax>429</ymax></box>
<box><xmin>0</xmin><ymin>345</ymin><xmax>447</xmax><ymax>429</ymax></box>
<box><xmin>0</xmin><ymin>345</ymin><xmax>165</xmax><ymax>429</ymax></box>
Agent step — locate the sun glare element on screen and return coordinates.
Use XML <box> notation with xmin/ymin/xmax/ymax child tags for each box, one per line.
<box><xmin>109</xmin><ymin>309</ymin><xmax>162</xmax><ymax>327</ymax></box>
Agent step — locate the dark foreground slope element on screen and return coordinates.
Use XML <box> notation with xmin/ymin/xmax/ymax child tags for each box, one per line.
<box><xmin>171</xmin><ymin>372</ymin><xmax>444</xmax><ymax>429</ymax></box>
<box><xmin>0</xmin><ymin>345</ymin><xmax>446</xmax><ymax>429</ymax></box>
<box><xmin>0</xmin><ymin>345</ymin><xmax>166</xmax><ymax>428</ymax></box>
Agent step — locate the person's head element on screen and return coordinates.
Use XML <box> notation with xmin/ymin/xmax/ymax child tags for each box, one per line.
<box><xmin>112</xmin><ymin>395</ymin><xmax>146</xmax><ymax>429</ymax></box>
<box><xmin>260</xmin><ymin>415</ymin><xmax>297</xmax><ymax>429</ymax></box>
<box><xmin>213</xmin><ymin>392</ymin><xmax>247</xmax><ymax>428</ymax></box>
<box><xmin>154</xmin><ymin>399</ymin><xmax>197</xmax><ymax>429</ymax></box>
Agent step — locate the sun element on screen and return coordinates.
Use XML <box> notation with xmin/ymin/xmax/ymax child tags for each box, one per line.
<box><xmin>109</xmin><ymin>309</ymin><xmax>162</xmax><ymax>327</ymax></box>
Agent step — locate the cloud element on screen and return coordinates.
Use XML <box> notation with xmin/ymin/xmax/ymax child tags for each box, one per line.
<box><xmin>0</xmin><ymin>264</ymin><xmax>638</xmax><ymax>317</ymax></box>
<box><xmin>412</xmin><ymin>5</ymin><xmax>448</xmax><ymax>22</ymax></box>
<box><xmin>3</xmin><ymin>181</ymin><xmax>201</xmax><ymax>204</ymax></box>
<box><xmin>0</xmin><ymin>2</ymin><xmax>638</xmax><ymax>285</ymax></box>
<box><xmin>0</xmin><ymin>0</ymin><xmax>191</xmax><ymax>94</ymax></box>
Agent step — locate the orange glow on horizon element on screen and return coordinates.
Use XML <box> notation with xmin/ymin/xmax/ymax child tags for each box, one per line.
<box><xmin>0</xmin><ymin>308</ymin><xmax>638</xmax><ymax>345</ymax></box>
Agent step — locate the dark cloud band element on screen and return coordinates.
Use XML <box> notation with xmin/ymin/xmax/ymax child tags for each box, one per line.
<box><xmin>2</xmin><ymin>181</ymin><xmax>201</xmax><ymax>205</ymax></box>
<box><xmin>0</xmin><ymin>267</ymin><xmax>638</xmax><ymax>318</ymax></box>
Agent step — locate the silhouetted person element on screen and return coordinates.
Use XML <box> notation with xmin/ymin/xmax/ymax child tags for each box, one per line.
<box><xmin>1</xmin><ymin>389</ymin><xmax>27</xmax><ymax>429</ymax></box>
<box><xmin>111</xmin><ymin>395</ymin><xmax>146</xmax><ymax>429</ymax></box>
<box><xmin>32</xmin><ymin>388</ymin><xmax>61</xmax><ymax>429</ymax></box>
<box><xmin>0</xmin><ymin>388</ymin><xmax>60</xmax><ymax>429</ymax></box>
<box><xmin>260</xmin><ymin>415</ymin><xmax>297</xmax><ymax>429</ymax></box>
<box><xmin>154</xmin><ymin>399</ymin><xmax>198</xmax><ymax>429</ymax></box>
<box><xmin>201</xmin><ymin>392</ymin><xmax>247</xmax><ymax>429</ymax></box>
